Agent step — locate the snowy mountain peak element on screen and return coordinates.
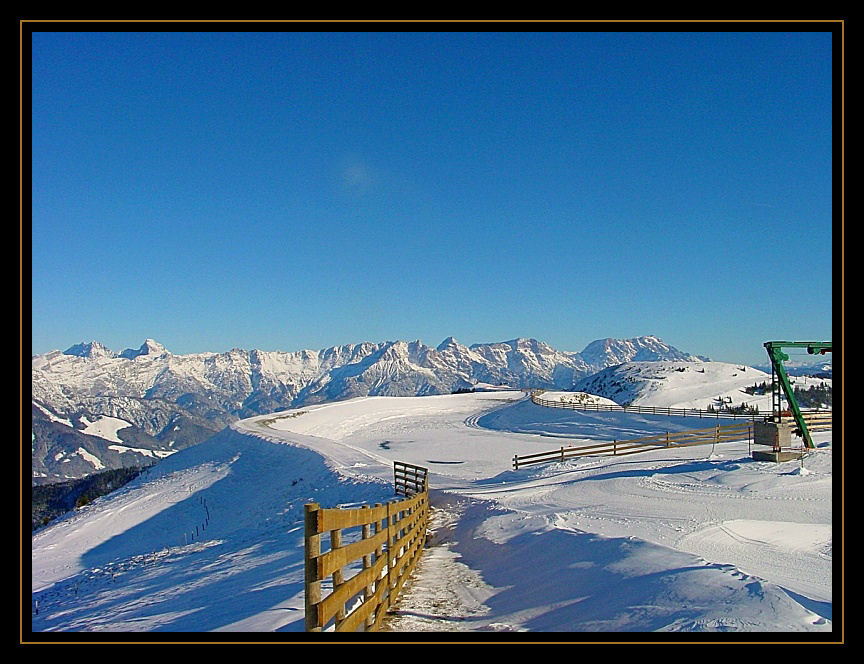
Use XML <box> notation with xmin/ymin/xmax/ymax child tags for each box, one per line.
<box><xmin>580</xmin><ymin>336</ymin><xmax>704</xmax><ymax>367</ymax></box>
<box><xmin>63</xmin><ymin>341</ymin><xmax>116</xmax><ymax>359</ymax></box>
<box><xmin>119</xmin><ymin>339</ymin><xmax>169</xmax><ymax>359</ymax></box>
<box><xmin>510</xmin><ymin>337</ymin><xmax>541</xmax><ymax>349</ymax></box>
<box><xmin>437</xmin><ymin>336</ymin><xmax>461</xmax><ymax>351</ymax></box>
<box><xmin>471</xmin><ymin>337</ymin><xmax>546</xmax><ymax>354</ymax></box>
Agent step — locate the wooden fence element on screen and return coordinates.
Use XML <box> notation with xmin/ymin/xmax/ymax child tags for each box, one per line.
<box><xmin>800</xmin><ymin>411</ymin><xmax>833</xmax><ymax>432</ymax></box>
<box><xmin>513</xmin><ymin>422</ymin><xmax>754</xmax><ymax>470</ymax></box>
<box><xmin>304</xmin><ymin>466</ymin><xmax>429</xmax><ymax>632</ymax></box>
<box><xmin>394</xmin><ymin>461</ymin><xmax>428</xmax><ymax>497</ymax></box>
<box><xmin>530</xmin><ymin>392</ymin><xmax>761</xmax><ymax>420</ymax></box>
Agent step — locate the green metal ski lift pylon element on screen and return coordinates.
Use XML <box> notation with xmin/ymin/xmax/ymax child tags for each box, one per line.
<box><xmin>763</xmin><ymin>341</ymin><xmax>832</xmax><ymax>449</ymax></box>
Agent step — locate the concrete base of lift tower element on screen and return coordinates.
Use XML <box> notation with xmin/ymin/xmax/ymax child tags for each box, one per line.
<box><xmin>751</xmin><ymin>421</ymin><xmax>804</xmax><ymax>461</ymax></box>
<box><xmin>751</xmin><ymin>449</ymin><xmax>805</xmax><ymax>462</ymax></box>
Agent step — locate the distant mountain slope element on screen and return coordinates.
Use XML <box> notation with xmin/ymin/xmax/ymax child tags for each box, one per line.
<box><xmin>579</xmin><ymin>335</ymin><xmax>710</xmax><ymax>367</ymax></box>
<box><xmin>31</xmin><ymin>335</ymin><xmax>705</xmax><ymax>484</ymax></box>
<box><xmin>31</xmin><ymin>401</ymin><xmax>207</xmax><ymax>485</ymax></box>
<box><xmin>752</xmin><ymin>361</ymin><xmax>832</xmax><ymax>378</ymax></box>
<box><xmin>570</xmin><ymin>360</ymin><xmax>832</xmax><ymax>413</ymax></box>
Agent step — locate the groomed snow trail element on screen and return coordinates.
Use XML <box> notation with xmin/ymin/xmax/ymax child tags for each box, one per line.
<box><xmin>247</xmin><ymin>392</ymin><xmax>831</xmax><ymax>632</ymax></box>
<box><xmin>380</xmin><ymin>498</ymin><xmax>499</xmax><ymax>632</ymax></box>
<box><xmin>31</xmin><ymin>391</ymin><xmax>833</xmax><ymax>633</ymax></box>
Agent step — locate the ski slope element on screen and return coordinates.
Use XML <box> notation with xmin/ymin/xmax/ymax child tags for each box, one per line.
<box><xmin>30</xmin><ymin>391</ymin><xmax>834</xmax><ymax>635</ymax></box>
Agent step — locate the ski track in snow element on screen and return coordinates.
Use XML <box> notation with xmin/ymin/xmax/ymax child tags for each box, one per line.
<box><xmin>31</xmin><ymin>391</ymin><xmax>834</xmax><ymax>635</ymax></box>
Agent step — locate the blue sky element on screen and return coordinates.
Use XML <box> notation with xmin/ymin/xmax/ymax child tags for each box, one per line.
<box><xmin>30</xmin><ymin>30</ymin><xmax>836</xmax><ymax>365</ymax></box>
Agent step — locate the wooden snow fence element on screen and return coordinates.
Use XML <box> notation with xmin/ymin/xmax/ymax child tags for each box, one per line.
<box><xmin>512</xmin><ymin>422</ymin><xmax>755</xmax><ymax>469</ymax></box>
<box><xmin>530</xmin><ymin>392</ymin><xmax>761</xmax><ymax>420</ymax></box>
<box><xmin>304</xmin><ymin>464</ymin><xmax>429</xmax><ymax>632</ymax></box>
<box><xmin>393</xmin><ymin>460</ymin><xmax>428</xmax><ymax>497</ymax></box>
<box><xmin>800</xmin><ymin>411</ymin><xmax>832</xmax><ymax>432</ymax></box>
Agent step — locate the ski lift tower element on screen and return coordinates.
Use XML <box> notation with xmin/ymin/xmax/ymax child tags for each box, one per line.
<box><xmin>753</xmin><ymin>341</ymin><xmax>831</xmax><ymax>460</ymax></box>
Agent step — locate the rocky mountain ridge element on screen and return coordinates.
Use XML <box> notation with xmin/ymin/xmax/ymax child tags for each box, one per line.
<box><xmin>31</xmin><ymin>335</ymin><xmax>704</xmax><ymax>484</ymax></box>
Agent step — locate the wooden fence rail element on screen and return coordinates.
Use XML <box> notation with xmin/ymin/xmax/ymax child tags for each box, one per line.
<box><xmin>530</xmin><ymin>392</ymin><xmax>763</xmax><ymax>420</ymax></box>
<box><xmin>394</xmin><ymin>461</ymin><xmax>429</xmax><ymax>497</ymax></box>
<box><xmin>530</xmin><ymin>392</ymin><xmax>831</xmax><ymax>425</ymax></box>
<box><xmin>800</xmin><ymin>412</ymin><xmax>833</xmax><ymax>431</ymax></box>
<box><xmin>513</xmin><ymin>422</ymin><xmax>755</xmax><ymax>470</ymax></box>
<box><xmin>304</xmin><ymin>487</ymin><xmax>429</xmax><ymax>631</ymax></box>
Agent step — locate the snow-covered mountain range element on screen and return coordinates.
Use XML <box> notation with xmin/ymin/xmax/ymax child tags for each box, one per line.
<box><xmin>31</xmin><ymin>335</ymin><xmax>704</xmax><ymax>484</ymax></box>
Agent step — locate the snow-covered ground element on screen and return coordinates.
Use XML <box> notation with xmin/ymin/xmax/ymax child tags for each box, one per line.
<box><xmin>79</xmin><ymin>415</ymin><xmax>132</xmax><ymax>444</ymax></box>
<box><xmin>30</xmin><ymin>389</ymin><xmax>834</xmax><ymax>635</ymax></box>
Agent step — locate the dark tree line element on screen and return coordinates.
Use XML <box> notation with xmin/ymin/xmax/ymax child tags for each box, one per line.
<box><xmin>742</xmin><ymin>381</ymin><xmax>831</xmax><ymax>408</ymax></box>
<box><xmin>793</xmin><ymin>383</ymin><xmax>832</xmax><ymax>408</ymax></box>
<box><xmin>32</xmin><ymin>466</ymin><xmax>149</xmax><ymax>531</ymax></box>
<box><xmin>743</xmin><ymin>381</ymin><xmax>776</xmax><ymax>395</ymax></box>
<box><xmin>706</xmin><ymin>402</ymin><xmax>760</xmax><ymax>415</ymax></box>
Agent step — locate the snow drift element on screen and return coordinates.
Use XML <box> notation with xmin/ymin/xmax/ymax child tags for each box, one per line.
<box><xmin>31</xmin><ymin>390</ymin><xmax>833</xmax><ymax>635</ymax></box>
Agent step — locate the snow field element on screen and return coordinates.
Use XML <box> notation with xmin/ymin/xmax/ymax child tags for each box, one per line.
<box><xmin>31</xmin><ymin>390</ymin><xmax>833</xmax><ymax>634</ymax></box>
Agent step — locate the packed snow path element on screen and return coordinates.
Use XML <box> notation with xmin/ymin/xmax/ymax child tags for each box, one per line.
<box><xmin>31</xmin><ymin>391</ymin><xmax>833</xmax><ymax>633</ymax></box>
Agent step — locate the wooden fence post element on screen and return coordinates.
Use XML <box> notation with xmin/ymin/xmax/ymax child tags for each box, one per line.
<box><xmin>304</xmin><ymin>503</ymin><xmax>322</xmax><ymax>632</ymax></box>
<box><xmin>373</xmin><ymin>502</ymin><xmax>385</xmax><ymax>629</ymax></box>
<box><xmin>362</xmin><ymin>505</ymin><xmax>374</xmax><ymax>631</ymax></box>
<box><xmin>386</xmin><ymin>501</ymin><xmax>394</xmax><ymax>611</ymax></box>
<box><xmin>331</xmin><ymin>526</ymin><xmax>345</xmax><ymax>628</ymax></box>
<box><xmin>301</xmin><ymin>492</ymin><xmax>431</xmax><ymax>632</ymax></box>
